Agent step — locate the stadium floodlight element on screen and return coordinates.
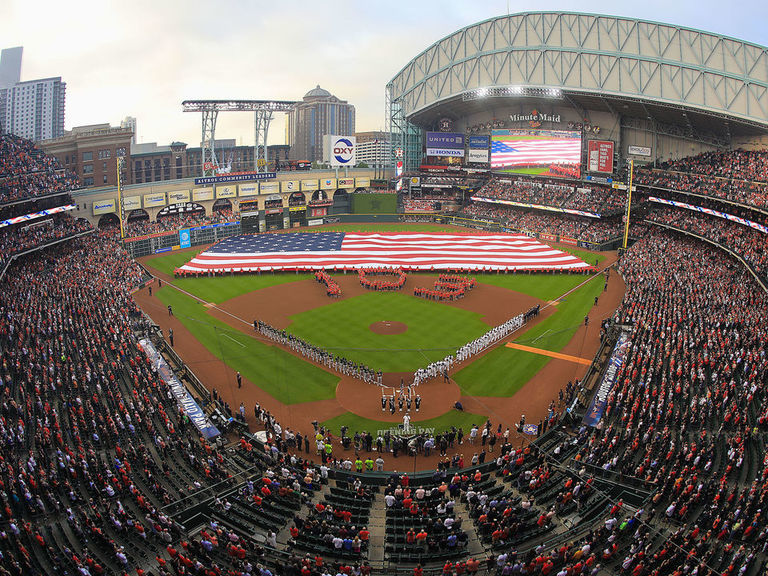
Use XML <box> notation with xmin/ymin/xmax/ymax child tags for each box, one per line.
<box><xmin>462</xmin><ymin>86</ymin><xmax>563</xmax><ymax>101</ymax></box>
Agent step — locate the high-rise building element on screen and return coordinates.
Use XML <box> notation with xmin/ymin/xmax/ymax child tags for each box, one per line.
<box><xmin>0</xmin><ymin>47</ymin><xmax>22</xmax><ymax>90</ymax></box>
<box><xmin>121</xmin><ymin>116</ymin><xmax>137</xmax><ymax>145</ymax></box>
<box><xmin>0</xmin><ymin>46</ymin><xmax>66</xmax><ymax>141</ymax></box>
<box><xmin>354</xmin><ymin>131</ymin><xmax>390</xmax><ymax>167</ymax></box>
<box><xmin>286</xmin><ymin>85</ymin><xmax>355</xmax><ymax>162</ymax></box>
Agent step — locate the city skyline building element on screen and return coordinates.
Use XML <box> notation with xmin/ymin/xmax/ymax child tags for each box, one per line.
<box><xmin>0</xmin><ymin>45</ymin><xmax>66</xmax><ymax>141</ymax></box>
<box><xmin>354</xmin><ymin>130</ymin><xmax>390</xmax><ymax>167</ymax></box>
<box><xmin>286</xmin><ymin>85</ymin><xmax>355</xmax><ymax>162</ymax></box>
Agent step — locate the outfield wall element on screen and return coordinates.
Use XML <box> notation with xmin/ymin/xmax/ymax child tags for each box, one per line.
<box><xmin>350</xmin><ymin>193</ymin><xmax>398</xmax><ymax>214</ymax></box>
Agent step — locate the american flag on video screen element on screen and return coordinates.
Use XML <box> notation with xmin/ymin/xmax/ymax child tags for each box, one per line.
<box><xmin>176</xmin><ymin>232</ymin><xmax>592</xmax><ymax>273</ymax></box>
<box><xmin>491</xmin><ymin>138</ymin><xmax>582</xmax><ymax>168</ymax></box>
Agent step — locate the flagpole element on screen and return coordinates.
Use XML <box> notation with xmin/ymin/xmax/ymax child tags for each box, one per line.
<box><xmin>117</xmin><ymin>156</ymin><xmax>125</xmax><ymax>240</ymax></box>
<box><xmin>622</xmin><ymin>159</ymin><xmax>634</xmax><ymax>250</ymax></box>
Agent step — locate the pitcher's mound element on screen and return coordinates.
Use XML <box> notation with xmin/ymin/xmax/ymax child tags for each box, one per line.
<box><xmin>370</xmin><ymin>321</ymin><xmax>408</xmax><ymax>335</ymax></box>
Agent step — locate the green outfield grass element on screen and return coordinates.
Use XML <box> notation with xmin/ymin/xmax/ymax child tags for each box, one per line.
<box><xmin>453</xmin><ymin>274</ymin><xmax>604</xmax><ymax>397</ymax></box>
<box><xmin>473</xmin><ymin>272</ymin><xmax>590</xmax><ymax>301</ymax></box>
<box><xmin>559</xmin><ymin>247</ymin><xmax>606</xmax><ymax>267</ymax></box>
<box><xmin>287</xmin><ymin>292</ymin><xmax>490</xmax><ymax>372</ymax></box>
<box><xmin>321</xmin><ymin>409</ymin><xmax>488</xmax><ymax>437</ymax></box>
<box><xmin>155</xmin><ymin>286</ymin><xmax>338</xmax><ymax>403</ymax></box>
<box><xmin>144</xmin><ymin>252</ymin><xmax>312</xmax><ymax>304</ymax></box>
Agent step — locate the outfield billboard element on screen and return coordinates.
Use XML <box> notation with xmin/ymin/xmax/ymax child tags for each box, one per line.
<box><xmin>192</xmin><ymin>187</ymin><xmax>214</xmax><ymax>202</ymax></box>
<box><xmin>123</xmin><ymin>196</ymin><xmax>141</xmax><ymax>211</ymax></box>
<box><xmin>301</xmin><ymin>179</ymin><xmax>319</xmax><ymax>192</ymax></box>
<box><xmin>216</xmin><ymin>185</ymin><xmax>236</xmax><ymax>199</ymax></box>
<box><xmin>143</xmin><ymin>192</ymin><xmax>166</xmax><ymax>207</ymax></box>
<box><xmin>168</xmin><ymin>190</ymin><xmax>190</xmax><ymax>204</ymax></box>
<box><xmin>587</xmin><ymin>140</ymin><xmax>614</xmax><ymax>173</ymax></box>
<box><xmin>257</xmin><ymin>182</ymin><xmax>279</xmax><ymax>195</ymax></box>
<box><xmin>93</xmin><ymin>199</ymin><xmax>116</xmax><ymax>215</ymax></box>
<box><xmin>239</xmin><ymin>183</ymin><xmax>259</xmax><ymax>197</ymax></box>
<box><xmin>281</xmin><ymin>180</ymin><xmax>300</xmax><ymax>193</ymax></box>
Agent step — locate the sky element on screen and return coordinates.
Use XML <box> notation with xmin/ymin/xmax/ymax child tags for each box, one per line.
<box><xmin>1</xmin><ymin>0</ymin><xmax>767</xmax><ymax>147</ymax></box>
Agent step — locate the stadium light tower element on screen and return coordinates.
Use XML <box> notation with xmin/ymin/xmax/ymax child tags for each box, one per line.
<box><xmin>183</xmin><ymin>99</ymin><xmax>298</xmax><ymax>176</ymax></box>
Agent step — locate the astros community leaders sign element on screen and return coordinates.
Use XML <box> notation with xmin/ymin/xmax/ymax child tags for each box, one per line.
<box><xmin>194</xmin><ymin>172</ymin><xmax>276</xmax><ymax>185</ymax></box>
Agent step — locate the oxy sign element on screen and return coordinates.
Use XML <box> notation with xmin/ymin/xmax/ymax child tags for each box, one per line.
<box><xmin>327</xmin><ymin>135</ymin><xmax>356</xmax><ymax>167</ymax></box>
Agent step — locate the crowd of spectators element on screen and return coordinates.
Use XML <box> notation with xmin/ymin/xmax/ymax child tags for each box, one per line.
<box><xmin>0</xmin><ymin>134</ymin><xmax>79</xmax><ymax>204</ymax></box>
<box><xmin>634</xmin><ymin>149</ymin><xmax>768</xmax><ymax>209</ymax></box>
<box><xmin>461</xmin><ymin>203</ymin><xmax>624</xmax><ymax>244</ymax></box>
<box><xmin>647</xmin><ymin>207</ymin><xmax>768</xmax><ymax>279</ymax></box>
<box><xmin>0</xmin><ymin>214</ymin><xmax>93</xmax><ymax>269</ymax></box>
<box><xmin>474</xmin><ymin>178</ymin><xmax>620</xmax><ymax>214</ymax></box>
<box><xmin>403</xmin><ymin>199</ymin><xmax>442</xmax><ymax>212</ymax></box>
<box><xmin>4</xmin><ymin>135</ymin><xmax>768</xmax><ymax>576</ymax></box>
<box><xmin>121</xmin><ymin>207</ymin><xmax>237</xmax><ymax>238</ymax></box>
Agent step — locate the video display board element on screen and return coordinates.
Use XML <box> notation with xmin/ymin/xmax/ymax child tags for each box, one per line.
<box><xmin>491</xmin><ymin>129</ymin><xmax>582</xmax><ymax>178</ymax></box>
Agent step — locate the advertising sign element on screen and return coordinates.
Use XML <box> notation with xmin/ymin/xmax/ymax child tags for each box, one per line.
<box><xmin>192</xmin><ymin>187</ymin><xmax>214</xmax><ymax>202</ymax></box>
<box><xmin>468</xmin><ymin>135</ymin><xmax>490</xmax><ymax>149</ymax></box>
<box><xmin>320</xmin><ymin>178</ymin><xmax>337</xmax><ymax>190</ymax></box>
<box><xmin>281</xmin><ymin>180</ymin><xmax>300</xmax><ymax>193</ymax></box>
<box><xmin>425</xmin><ymin>132</ymin><xmax>464</xmax><ymax>149</ymax></box>
<box><xmin>194</xmin><ymin>172</ymin><xmax>275</xmax><ymax>185</ymax></box>
<box><xmin>426</xmin><ymin>148</ymin><xmax>465</xmax><ymax>157</ymax></box>
<box><xmin>92</xmin><ymin>199</ymin><xmax>116</xmax><ymax>215</ymax></box>
<box><xmin>355</xmin><ymin>177</ymin><xmax>371</xmax><ymax>188</ymax></box>
<box><xmin>143</xmin><ymin>192</ymin><xmax>166</xmax><ymax>208</ymax></box>
<box><xmin>216</xmin><ymin>185</ymin><xmax>236</xmax><ymax>199</ymax></box>
<box><xmin>258</xmin><ymin>182</ymin><xmax>279</xmax><ymax>195</ymax></box>
<box><xmin>123</xmin><ymin>196</ymin><xmax>141</xmax><ymax>211</ymax></box>
<box><xmin>628</xmin><ymin>145</ymin><xmax>652</xmax><ymax>157</ymax></box>
<box><xmin>138</xmin><ymin>339</ymin><xmax>220</xmax><ymax>439</ymax></box>
<box><xmin>325</xmin><ymin>135</ymin><xmax>357</xmax><ymax>167</ymax></box>
<box><xmin>239</xmin><ymin>183</ymin><xmax>259</xmax><ymax>197</ymax></box>
<box><xmin>338</xmin><ymin>178</ymin><xmax>354</xmax><ymax>188</ymax></box>
<box><xmin>168</xmin><ymin>190</ymin><xmax>190</xmax><ymax>204</ymax></box>
<box><xmin>587</xmin><ymin>140</ymin><xmax>614</xmax><ymax>173</ymax></box>
<box><xmin>179</xmin><ymin>229</ymin><xmax>191</xmax><ymax>249</ymax></box>
<box><xmin>301</xmin><ymin>179</ymin><xmax>319</xmax><ymax>192</ymax></box>
<box><xmin>467</xmin><ymin>149</ymin><xmax>490</xmax><ymax>163</ymax></box>
<box><xmin>584</xmin><ymin>331</ymin><xmax>631</xmax><ymax>427</ymax></box>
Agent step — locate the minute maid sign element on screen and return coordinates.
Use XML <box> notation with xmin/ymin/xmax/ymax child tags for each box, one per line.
<box><xmin>509</xmin><ymin>109</ymin><xmax>562</xmax><ymax>127</ymax></box>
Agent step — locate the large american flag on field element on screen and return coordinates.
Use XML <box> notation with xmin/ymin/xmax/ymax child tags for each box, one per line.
<box><xmin>491</xmin><ymin>137</ymin><xmax>582</xmax><ymax>169</ymax></box>
<box><xmin>175</xmin><ymin>232</ymin><xmax>593</xmax><ymax>273</ymax></box>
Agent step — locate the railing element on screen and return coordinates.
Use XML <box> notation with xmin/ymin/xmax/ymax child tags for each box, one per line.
<box><xmin>0</xmin><ymin>228</ymin><xmax>94</xmax><ymax>281</ymax></box>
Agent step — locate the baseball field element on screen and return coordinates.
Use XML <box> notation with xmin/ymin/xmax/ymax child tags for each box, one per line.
<box><xmin>135</xmin><ymin>223</ymin><xmax>621</xmax><ymax>464</ymax></box>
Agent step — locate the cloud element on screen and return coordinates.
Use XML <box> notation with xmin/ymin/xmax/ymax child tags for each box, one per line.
<box><xmin>2</xmin><ymin>0</ymin><xmax>766</xmax><ymax>147</ymax></box>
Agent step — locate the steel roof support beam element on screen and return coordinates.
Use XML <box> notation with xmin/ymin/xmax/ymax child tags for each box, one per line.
<box><xmin>182</xmin><ymin>99</ymin><xmax>298</xmax><ymax>176</ymax></box>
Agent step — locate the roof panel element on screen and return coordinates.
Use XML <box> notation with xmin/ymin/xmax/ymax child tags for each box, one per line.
<box><xmin>389</xmin><ymin>11</ymin><xmax>768</xmax><ymax>130</ymax></box>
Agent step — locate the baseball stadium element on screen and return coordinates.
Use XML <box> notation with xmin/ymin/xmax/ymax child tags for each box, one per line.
<box><xmin>1</xmin><ymin>10</ymin><xmax>768</xmax><ymax>576</ymax></box>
